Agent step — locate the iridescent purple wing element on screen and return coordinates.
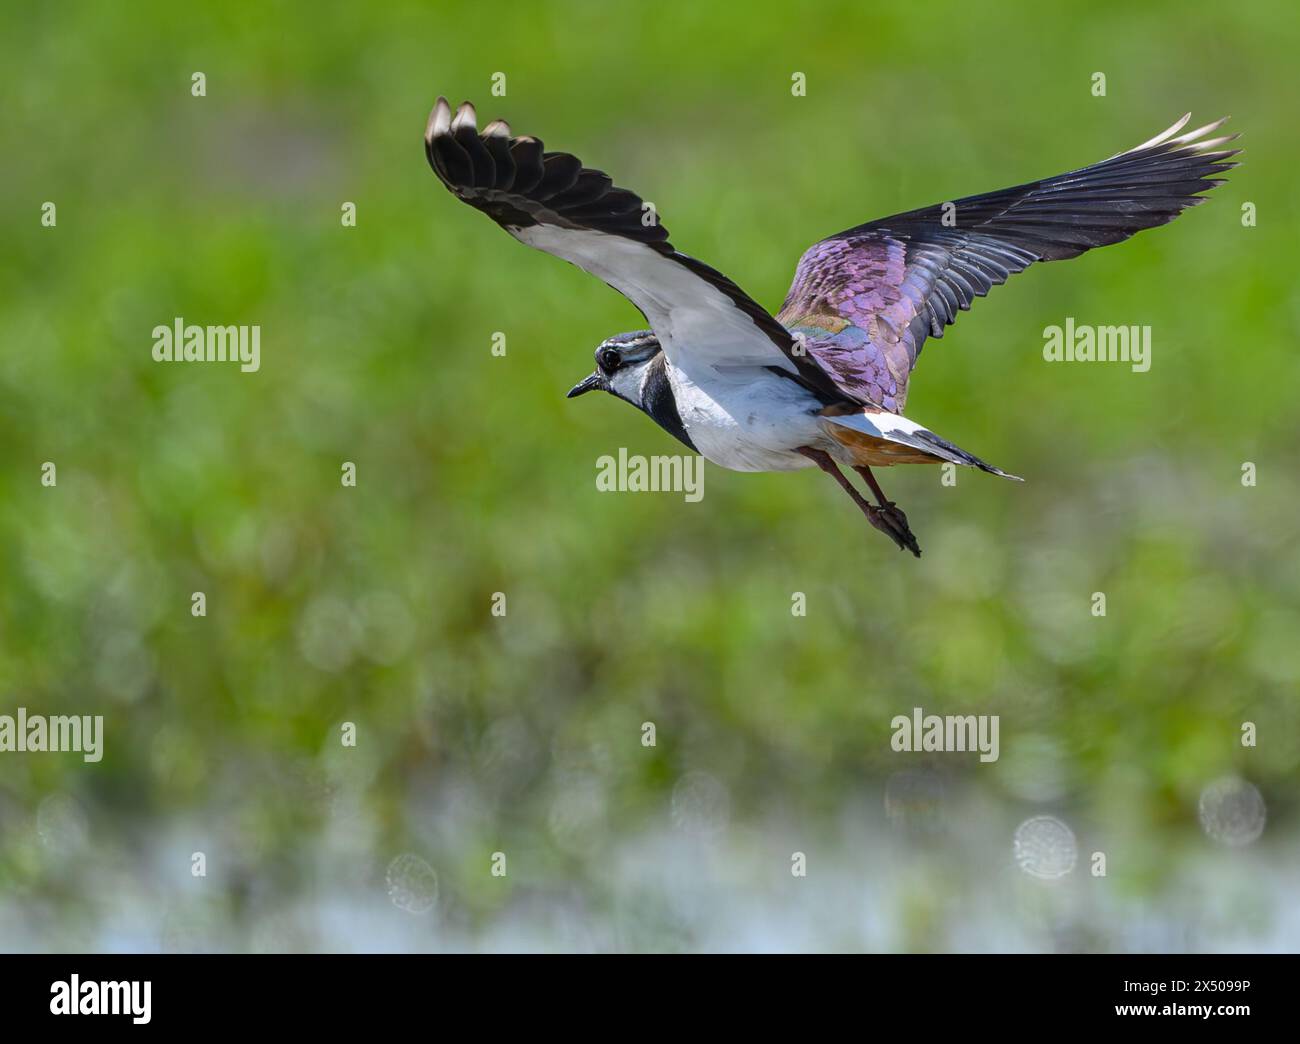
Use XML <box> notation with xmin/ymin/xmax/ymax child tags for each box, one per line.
<box><xmin>778</xmin><ymin>115</ymin><xmax>1239</xmax><ymax>410</ymax></box>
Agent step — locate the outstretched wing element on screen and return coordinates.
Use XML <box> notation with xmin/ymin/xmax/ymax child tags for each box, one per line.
<box><xmin>777</xmin><ymin>115</ymin><xmax>1240</xmax><ymax>411</ymax></box>
<box><xmin>425</xmin><ymin>98</ymin><xmax>846</xmax><ymax>402</ymax></box>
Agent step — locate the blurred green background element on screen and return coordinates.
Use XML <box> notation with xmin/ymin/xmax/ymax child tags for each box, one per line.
<box><xmin>1</xmin><ymin>0</ymin><xmax>1297</xmax><ymax>952</ymax></box>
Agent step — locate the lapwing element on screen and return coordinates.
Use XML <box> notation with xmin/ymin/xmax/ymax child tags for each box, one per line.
<box><xmin>425</xmin><ymin>99</ymin><xmax>1238</xmax><ymax>556</ymax></box>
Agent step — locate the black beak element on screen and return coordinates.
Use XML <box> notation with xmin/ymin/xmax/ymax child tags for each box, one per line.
<box><xmin>566</xmin><ymin>371</ymin><xmax>605</xmax><ymax>398</ymax></box>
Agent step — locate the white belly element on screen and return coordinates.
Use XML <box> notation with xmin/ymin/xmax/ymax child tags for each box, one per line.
<box><xmin>667</xmin><ymin>363</ymin><xmax>823</xmax><ymax>472</ymax></box>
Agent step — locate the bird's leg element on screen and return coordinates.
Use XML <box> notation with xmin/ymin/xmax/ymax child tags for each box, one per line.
<box><xmin>796</xmin><ymin>448</ymin><xmax>921</xmax><ymax>556</ymax></box>
<box><xmin>853</xmin><ymin>465</ymin><xmax>917</xmax><ymax>552</ymax></box>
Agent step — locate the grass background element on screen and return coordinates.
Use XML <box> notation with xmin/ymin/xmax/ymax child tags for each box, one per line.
<box><xmin>0</xmin><ymin>0</ymin><xmax>1297</xmax><ymax>951</ymax></box>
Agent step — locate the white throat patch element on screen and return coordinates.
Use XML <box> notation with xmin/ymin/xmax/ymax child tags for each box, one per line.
<box><xmin>607</xmin><ymin>360</ymin><xmax>653</xmax><ymax>404</ymax></box>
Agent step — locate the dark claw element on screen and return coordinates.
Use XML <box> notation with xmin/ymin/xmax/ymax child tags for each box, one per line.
<box><xmin>869</xmin><ymin>502</ymin><xmax>922</xmax><ymax>557</ymax></box>
<box><xmin>795</xmin><ymin>447</ymin><xmax>922</xmax><ymax>559</ymax></box>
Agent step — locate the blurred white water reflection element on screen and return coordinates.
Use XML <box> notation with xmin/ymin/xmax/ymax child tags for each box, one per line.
<box><xmin>1</xmin><ymin>773</ymin><xmax>1292</xmax><ymax>954</ymax></box>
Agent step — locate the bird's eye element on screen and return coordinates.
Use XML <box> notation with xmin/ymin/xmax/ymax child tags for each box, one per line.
<box><xmin>597</xmin><ymin>347</ymin><xmax>621</xmax><ymax>373</ymax></box>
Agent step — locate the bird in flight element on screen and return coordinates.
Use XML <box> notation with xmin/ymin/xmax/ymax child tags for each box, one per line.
<box><xmin>424</xmin><ymin>99</ymin><xmax>1238</xmax><ymax>556</ymax></box>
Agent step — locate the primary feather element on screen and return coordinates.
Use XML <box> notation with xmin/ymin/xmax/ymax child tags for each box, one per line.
<box><xmin>778</xmin><ymin>115</ymin><xmax>1240</xmax><ymax>410</ymax></box>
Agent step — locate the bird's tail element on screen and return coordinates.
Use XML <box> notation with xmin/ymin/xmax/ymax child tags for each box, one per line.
<box><xmin>822</xmin><ymin>409</ymin><xmax>1023</xmax><ymax>480</ymax></box>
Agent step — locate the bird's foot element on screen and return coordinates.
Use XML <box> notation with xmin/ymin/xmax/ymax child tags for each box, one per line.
<box><xmin>868</xmin><ymin>501</ymin><xmax>921</xmax><ymax>557</ymax></box>
<box><xmin>796</xmin><ymin>447</ymin><xmax>922</xmax><ymax>558</ymax></box>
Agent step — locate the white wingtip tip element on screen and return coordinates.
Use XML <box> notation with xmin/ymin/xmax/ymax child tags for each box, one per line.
<box><xmin>1169</xmin><ymin>116</ymin><xmax>1231</xmax><ymax>148</ymax></box>
<box><xmin>1126</xmin><ymin>112</ymin><xmax>1193</xmax><ymax>155</ymax></box>
<box><xmin>426</xmin><ymin>96</ymin><xmax>451</xmax><ymax>143</ymax></box>
<box><xmin>451</xmin><ymin>100</ymin><xmax>477</xmax><ymax>134</ymax></box>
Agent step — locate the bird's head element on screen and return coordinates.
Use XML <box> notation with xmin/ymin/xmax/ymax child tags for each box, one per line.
<box><xmin>566</xmin><ymin>330</ymin><xmax>662</xmax><ymax>407</ymax></box>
